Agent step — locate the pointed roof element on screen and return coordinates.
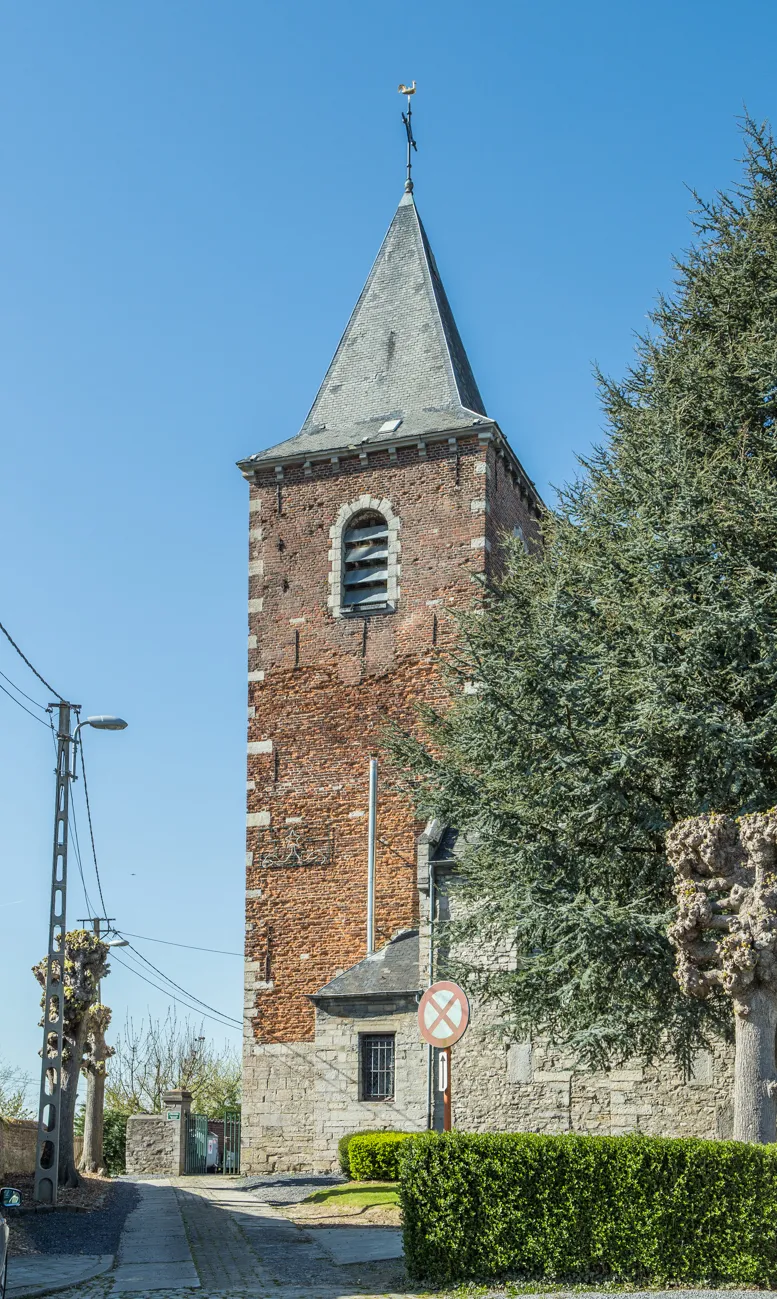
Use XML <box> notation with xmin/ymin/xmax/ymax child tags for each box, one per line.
<box><xmin>246</xmin><ymin>192</ymin><xmax>488</xmax><ymax>466</ymax></box>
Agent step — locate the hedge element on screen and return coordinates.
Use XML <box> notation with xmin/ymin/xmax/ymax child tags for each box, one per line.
<box><xmin>337</xmin><ymin>1131</ymin><xmax>357</xmax><ymax>1177</ymax></box>
<box><xmin>347</xmin><ymin>1130</ymin><xmax>413</xmax><ymax>1181</ymax></box>
<box><xmin>400</xmin><ymin>1131</ymin><xmax>777</xmax><ymax>1286</ymax></box>
<box><xmin>103</xmin><ymin>1110</ymin><xmax>128</xmax><ymax>1176</ymax></box>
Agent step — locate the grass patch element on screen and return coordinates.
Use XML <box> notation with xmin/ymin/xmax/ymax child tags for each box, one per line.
<box><xmin>303</xmin><ymin>1180</ymin><xmax>399</xmax><ymax>1209</ymax></box>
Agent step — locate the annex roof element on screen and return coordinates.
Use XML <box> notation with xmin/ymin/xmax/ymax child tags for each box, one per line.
<box><xmin>243</xmin><ymin>191</ymin><xmax>489</xmax><ymax>467</ymax></box>
<box><xmin>310</xmin><ymin>929</ymin><xmax>421</xmax><ymax>1002</ymax></box>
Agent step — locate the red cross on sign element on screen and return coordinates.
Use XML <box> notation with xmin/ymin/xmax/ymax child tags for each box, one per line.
<box><xmin>418</xmin><ymin>980</ymin><xmax>470</xmax><ymax>1048</ymax></box>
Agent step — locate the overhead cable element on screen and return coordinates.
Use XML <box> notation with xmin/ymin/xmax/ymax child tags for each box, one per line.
<box><xmin>0</xmin><ymin>678</ymin><xmax>51</xmax><ymax>727</ymax></box>
<box><xmin>0</xmin><ymin>617</ymin><xmax>63</xmax><ymax>701</ymax></box>
<box><xmin>109</xmin><ymin>950</ymin><xmax>241</xmax><ymax>1031</ymax></box>
<box><xmin>77</xmin><ymin>737</ymin><xmax>109</xmax><ymax>919</ymax></box>
<box><xmin>123</xmin><ymin>940</ymin><xmax>242</xmax><ymax>1027</ymax></box>
<box><xmin>69</xmin><ymin>798</ymin><xmax>97</xmax><ymax>918</ymax></box>
<box><xmin>0</xmin><ymin>667</ymin><xmax>47</xmax><ymax>711</ymax></box>
<box><xmin>117</xmin><ymin>929</ymin><xmax>242</xmax><ymax>957</ymax></box>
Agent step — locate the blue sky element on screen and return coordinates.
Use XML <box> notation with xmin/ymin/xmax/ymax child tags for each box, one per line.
<box><xmin>0</xmin><ymin>0</ymin><xmax>773</xmax><ymax>1084</ymax></box>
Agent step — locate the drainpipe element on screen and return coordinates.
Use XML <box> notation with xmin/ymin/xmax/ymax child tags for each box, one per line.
<box><xmin>426</xmin><ymin>855</ymin><xmax>435</xmax><ymax>1129</ymax></box>
<box><xmin>367</xmin><ymin>757</ymin><xmax>377</xmax><ymax>955</ymax></box>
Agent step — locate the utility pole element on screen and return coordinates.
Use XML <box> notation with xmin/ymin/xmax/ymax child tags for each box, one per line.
<box><xmin>33</xmin><ymin>701</ymin><xmax>76</xmax><ymax>1205</ymax></box>
<box><xmin>33</xmin><ymin>708</ymin><xmax>127</xmax><ymax>1200</ymax></box>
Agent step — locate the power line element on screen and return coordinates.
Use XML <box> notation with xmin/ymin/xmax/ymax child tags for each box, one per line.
<box><xmin>77</xmin><ymin>737</ymin><xmax>109</xmax><ymax>919</ymax></box>
<box><xmin>69</xmin><ymin>797</ymin><xmax>97</xmax><ymax>918</ymax></box>
<box><xmin>123</xmin><ymin>941</ymin><xmax>242</xmax><ymax>1027</ymax></box>
<box><xmin>117</xmin><ymin>929</ymin><xmax>242</xmax><ymax>958</ymax></box>
<box><xmin>0</xmin><ymin>667</ymin><xmax>47</xmax><ymax>711</ymax></box>
<box><xmin>0</xmin><ymin>678</ymin><xmax>51</xmax><ymax>728</ymax></box>
<box><xmin>109</xmin><ymin>950</ymin><xmax>241</xmax><ymax>1031</ymax></box>
<box><xmin>0</xmin><ymin>618</ymin><xmax>63</xmax><ymax>701</ymax></box>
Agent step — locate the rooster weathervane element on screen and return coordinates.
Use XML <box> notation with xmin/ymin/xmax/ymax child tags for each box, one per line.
<box><xmin>398</xmin><ymin>81</ymin><xmax>417</xmax><ymax>193</ymax></box>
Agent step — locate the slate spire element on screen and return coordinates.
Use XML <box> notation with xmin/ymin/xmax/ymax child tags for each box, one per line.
<box><xmin>250</xmin><ymin>191</ymin><xmax>488</xmax><ymax>465</ymax></box>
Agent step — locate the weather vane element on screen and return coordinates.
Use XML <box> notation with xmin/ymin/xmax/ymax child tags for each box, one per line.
<box><xmin>398</xmin><ymin>81</ymin><xmax>417</xmax><ymax>193</ymax></box>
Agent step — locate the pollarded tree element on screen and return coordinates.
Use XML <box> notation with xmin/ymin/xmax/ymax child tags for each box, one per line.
<box><xmin>389</xmin><ymin>118</ymin><xmax>777</xmax><ymax>1080</ymax></box>
<box><xmin>80</xmin><ymin>1004</ymin><xmax>115</xmax><ymax>1173</ymax></box>
<box><xmin>668</xmin><ymin>812</ymin><xmax>777</xmax><ymax>1141</ymax></box>
<box><xmin>33</xmin><ymin>929</ymin><xmax>109</xmax><ymax>1187</ymax></box>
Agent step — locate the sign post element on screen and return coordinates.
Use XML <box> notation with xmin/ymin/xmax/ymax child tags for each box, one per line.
<box><xmin>418</xmin><ymin>980</ymin><xmax>470</xmax><ymax>1132</ymax></box>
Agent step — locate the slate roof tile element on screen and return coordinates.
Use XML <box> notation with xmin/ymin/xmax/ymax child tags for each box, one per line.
<box><xmin>245</xmin><ymin>192</ymin><xmax>488</xmax><ymax>466</ymax></box>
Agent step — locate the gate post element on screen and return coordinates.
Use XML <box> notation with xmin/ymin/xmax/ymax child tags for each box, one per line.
<box><xmin>161</xmin><ymin>1088</ymin><xmax>192</xmax><ymax>1175</ymax></box>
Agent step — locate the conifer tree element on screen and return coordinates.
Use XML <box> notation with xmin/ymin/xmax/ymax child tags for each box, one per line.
<box><xmin>391</xmin><ymin>120</ymin><xmax>777</xmax><ymax>1081</ymax></box>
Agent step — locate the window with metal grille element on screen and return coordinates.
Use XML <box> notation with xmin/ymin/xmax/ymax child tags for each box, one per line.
<box><xmin>342</xmin><ymin>511</ymin><xmax>390</xmax><ymax>612</ymax></box>
<box><xmin>360</xmin><ymin>1033</ymin><xmax>395</xmax><ymax>1101</ymax></box>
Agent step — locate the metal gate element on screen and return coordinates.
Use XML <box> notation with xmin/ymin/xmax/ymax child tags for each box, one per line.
<box><xmin>184</xmin><ymin>1112</ymin><xmax>208</xmax><ymax>1174</ymax></box>
<box><xmin>223</xmin><ymin>1108</ymin><xmax>241</xmax><ymax>1174</ymax></box>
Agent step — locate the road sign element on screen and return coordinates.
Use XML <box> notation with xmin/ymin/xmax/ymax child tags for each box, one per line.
<box><xmin>418</xmin><ymin>980</ymin><xmax>470</xmax><ymax>1049</ymax></box>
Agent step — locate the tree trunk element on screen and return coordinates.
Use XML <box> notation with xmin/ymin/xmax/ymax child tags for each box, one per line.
<box><xmin>734</xmin><ymin>986</ymin><xmax>777</xmax><ymax>1143</ymax></box>
<box><xmin>80</xmin><ymin>1069</ymin><xmax>106</xmax><ymax>1173</ymax></box>
<box><xmin>58</xmin><ymin>1019</ymin><xmax>91</xmax><ymax>1188</ymax></box>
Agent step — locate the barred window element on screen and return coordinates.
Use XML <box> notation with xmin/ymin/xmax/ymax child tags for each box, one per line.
<box><xmin>343</xmin><ymin>512</ymin><xmax>390</xmax><ymax>611</ymax></box>
<box><xmin>360</xmin><ymin>1033</ymin><xmax>395</xmax><ymax>1101</ymax></box>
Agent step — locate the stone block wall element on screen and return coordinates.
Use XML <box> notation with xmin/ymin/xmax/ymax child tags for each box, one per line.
<box><xmin>312</xmin><ymin>1000</ymin><xmax>427</xmax><ymax>1160</ymax></box>
<box><xmin>450</xmin><ymin>1011</ymin><xmax>734</xmax><ymax>1139</ymax></box>
<box><xmin>241</xmin><ymin>1040</ymin><xmax>316</xmax><ymax>1173</ymax></box>
<box><xmin>243</xmin><ymin>1001</ymin><xmax>429</xmax><ymax>1174</ymax></box>
<box><xmin>125</xmin><ymin>1114</ymin><xmax>180</xmax><ymax>1175</ymax></box>
<box><xmin>0</xmin><ymin>1119</ymin><xmax>37</xmax><ymax>1177</ymax></box>
<box><xmin>125</xmin><ymin>1094</ymin><xmax>191</xmax><ymax>1176</ymax></box>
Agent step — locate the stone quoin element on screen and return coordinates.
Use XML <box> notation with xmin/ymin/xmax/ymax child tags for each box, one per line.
<box><xmin>237</xmin><ymin>186</ymin><xmax>734</xmax><ymax>1173</ymax></box>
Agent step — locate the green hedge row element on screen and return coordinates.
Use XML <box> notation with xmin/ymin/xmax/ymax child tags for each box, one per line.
<box><xmin>337</xmin><ymin>1129</ymin><xmax>414</xmax><ymax>1180</ymax></box>
<box><xmin>400</xmin><ymin>1132</ymin><xmax>777</xmax><ymax>1286</ymax></box>
<box><xmin>348</xmin><ymin>1131</ymin><xmax>412</xmax><ymax>1181</ymax></box>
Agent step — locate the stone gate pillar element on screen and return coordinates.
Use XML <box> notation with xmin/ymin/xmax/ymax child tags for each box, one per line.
<box><xmin>162</xmin><ymin>1088</ymin><xmax>192</xmax><ymax>1175</ymax></box>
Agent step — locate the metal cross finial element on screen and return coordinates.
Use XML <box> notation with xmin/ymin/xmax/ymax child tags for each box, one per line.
<box><xmin>398</xmin><ymin>81</ymin><xmax>417</xmax><ymax>193</ymax></box>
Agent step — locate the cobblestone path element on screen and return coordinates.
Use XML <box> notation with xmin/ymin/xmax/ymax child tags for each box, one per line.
<box><xmin>173</xmin><ymin>1182</ymin><xmax>410</xmax><ymax>1295</ymax></box>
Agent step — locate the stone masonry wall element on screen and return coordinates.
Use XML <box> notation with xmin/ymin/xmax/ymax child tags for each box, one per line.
<box><xmin>241</xmin><ymin>434</ymin><xmax>534</xmax><ymax>1172</ymax></box>
<box><xmin>125</xmin><ymin>1114</ymin><xmax>180</xmax><ymax>1176</ymax></box>
<box><xmin>0</xmin><ymin>1119</ymin><xmax>37</xmax><ymax>1176</ymax></box>
<box><xmin>450</xmin><ymin>1010</ymin><xmax>734</xmax><ymax>1139</ymax></box>
<box><xmin>241</xmin><ymin>1040</ymin><xmax>316</xmax><ymax>1173</ymax></box>
<box><xmin>313</xmin><ymin>1001</ymin><xmax>427</xmax><ymax>1163</ymax></box>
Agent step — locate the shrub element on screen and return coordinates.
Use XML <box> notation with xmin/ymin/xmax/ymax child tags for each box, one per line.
<box><xmin>400</xmin><ymin>1131</ymin><xmax>777</xmax><ymax>1286</ymax></box>
<box><xmin>102</xmin><ymin>1110</ymin><xmax>128</xmax><ymax>1176</ymax></box>
<box><xmin>337</xmin><ymin>1131</ymin><xmax>357</xmax><ymax>1177</ymax></box>
<box><xmin>348</xmin><ymin>1130</ymin><xmax>413</xmax><ymax>1181</ymax></box>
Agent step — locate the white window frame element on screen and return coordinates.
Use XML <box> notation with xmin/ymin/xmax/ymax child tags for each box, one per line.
<box><xmin>328</xmin><ymin>495</ymin><xmax>401</xmax><ymax>619</ymax></box>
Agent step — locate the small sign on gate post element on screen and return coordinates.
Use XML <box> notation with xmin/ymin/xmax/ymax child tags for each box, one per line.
<box><xmin>417</xmin><ymin>980</ymin><xmax>470</xmax><ymax>1131</ymax></box>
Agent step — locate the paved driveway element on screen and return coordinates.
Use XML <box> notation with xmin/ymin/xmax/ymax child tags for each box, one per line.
<box><xmin>9</xmin><ymin>1174</ymin><xmax>415</xmax><ymax>1299</ymax></box>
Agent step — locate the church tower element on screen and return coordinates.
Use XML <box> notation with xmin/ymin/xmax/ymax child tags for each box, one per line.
<box><xmin>238</xmin><ymin>184</ymin><xmax>541</xmax><ymax>1172</ymax></box>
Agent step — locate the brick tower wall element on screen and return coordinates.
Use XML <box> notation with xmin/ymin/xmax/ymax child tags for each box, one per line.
<box><xmin>241</xmin><ymin>433</ymin><xmax>537</xmax><ymax>1171</ymax></box>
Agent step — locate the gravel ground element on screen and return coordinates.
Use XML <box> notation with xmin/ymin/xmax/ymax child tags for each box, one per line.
<box><xmin>235</xmin><ymin>1172</ymin><xmax>346</xmax><ymax>1205</ymax></box>
<box><xmin>8</xmin><ymin>1177</ymin><xmax>138</xmax><ymax>1257</ymax></box>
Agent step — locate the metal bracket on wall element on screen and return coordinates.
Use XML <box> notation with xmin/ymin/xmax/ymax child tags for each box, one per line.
<box><xmin>256</xmin><ymin>825</ymin><xmax>334</xmax><ymax>869</ymax></box>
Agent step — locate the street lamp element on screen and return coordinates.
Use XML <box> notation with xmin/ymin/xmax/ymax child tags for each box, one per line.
<box><xmin>78</xmin><ymin>715</ymin><xmax>128</xmax><ymax>733</ymax></box>
<box><xmin>33</xmin><ymin>701</ymin><xmax>127</xmax><ymax>1206</ymax></box>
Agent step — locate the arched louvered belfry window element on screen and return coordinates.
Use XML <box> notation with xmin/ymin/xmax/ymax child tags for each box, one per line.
<box><xmin>328</xmin><ymin>495</ymin><xmax>400</xmax><ymax>619</ymax></box>
<box><xmin>342</xmin><ymin>511</ymin><xmax>390</xmax><ymax>611</ymax></box>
